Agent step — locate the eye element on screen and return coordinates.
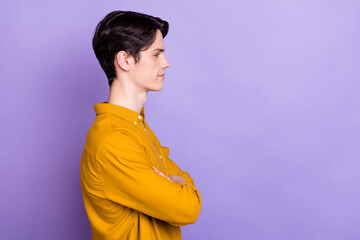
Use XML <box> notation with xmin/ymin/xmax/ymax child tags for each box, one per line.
<box><xmin>154</xmin><ymin>53</ymin><xmax>160</xmax><ymax>57</ymax></box>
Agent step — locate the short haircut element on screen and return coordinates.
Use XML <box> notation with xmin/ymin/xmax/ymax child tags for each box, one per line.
<box><xmin>92</xmin><ymin>10</ymin><xmax>169</xmax><ymax>86</ymax></box>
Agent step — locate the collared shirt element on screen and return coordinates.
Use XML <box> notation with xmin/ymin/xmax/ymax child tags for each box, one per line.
<box><xmin>80</xmin><ymin>102</ymin><xmax>202</xmax><ymax>240</ymax></box>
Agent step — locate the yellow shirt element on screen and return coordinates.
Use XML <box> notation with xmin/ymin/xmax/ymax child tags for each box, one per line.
<box><xmin>80</xmin><ymin>102</ymin><xmax>202</xmax><ymax>240</ymax></box>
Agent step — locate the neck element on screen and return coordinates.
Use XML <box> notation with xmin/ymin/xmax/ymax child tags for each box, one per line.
<box><xmin>107</xmin><ymin>78</ymin><xmax>147</xmax><ymax>114</ymax></box>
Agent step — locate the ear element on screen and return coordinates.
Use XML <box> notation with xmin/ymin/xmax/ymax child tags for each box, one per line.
<box><xmin>115</xmin><ymin>51</ymin><xmax>132</xmax><ymax>71</ymax></box>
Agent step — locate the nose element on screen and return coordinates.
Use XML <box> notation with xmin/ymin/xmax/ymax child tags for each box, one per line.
<box><xmin>163</xmin><ymin>56</ymin><xmax>170</xmax><ymax>68</ymax></box>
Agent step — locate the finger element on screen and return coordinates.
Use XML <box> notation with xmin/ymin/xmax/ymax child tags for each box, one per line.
<box><xmin>159</xmin><ymin>172</ymin><xmax>172</xmax><ymax>181</ymax></box>
<box><xmin>159</xmin><ymin>172</ymin><xmax>170</xmax><ymax>179</ymax></box>
<box><xmin>160</xmin><ymin>174</ymin><xmax>172</xmax><ymax>181</ymax></box>
<box><xmin>153</xmin><ymin>167</ymin><xmax>172</xmax><ymax>181</ymax></box>
<box><xmin>153</xmin><ymin>167</ymin><xmax>161</xmax><ymax>174</ymax></box>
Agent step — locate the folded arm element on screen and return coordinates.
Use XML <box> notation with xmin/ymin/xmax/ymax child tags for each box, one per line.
<box><xmin>161</xmin><ymin>146</ymin><xmax>198</xmax><ymax>188</ymax></box>
<box><xmin>96</xmin><ymin>134</ymin><xmax>201</xmax><ymax>227</ymax></box>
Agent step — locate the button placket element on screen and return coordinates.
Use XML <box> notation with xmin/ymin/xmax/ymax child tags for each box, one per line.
<box><xmin>142</xmin><ymin>120</ymin><xmax>147</xmax><ymax>131</ymax></box>
<box><xmin>141</xmin><ymin>122</ymin><xmax>165</xmax><ymax>171</ymax></box>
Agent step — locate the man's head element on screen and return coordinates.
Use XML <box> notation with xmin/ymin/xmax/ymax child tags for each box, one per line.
<box><xmin>92</xmin><ymin>10</ymin><xmax>170</xmax><ymax>87</ymax></box>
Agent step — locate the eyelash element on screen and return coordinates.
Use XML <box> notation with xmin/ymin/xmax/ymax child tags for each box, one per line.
<box><xmin>154</xmin><ymin>53</ymin><xmax>160</xmax><ymax>57</ymax></box>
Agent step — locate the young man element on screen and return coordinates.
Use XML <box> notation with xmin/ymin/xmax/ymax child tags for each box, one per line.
<box><xmin>80</xmin><ymin>11</ymin><xmax>202</xmax><ymax>240</ymax></box>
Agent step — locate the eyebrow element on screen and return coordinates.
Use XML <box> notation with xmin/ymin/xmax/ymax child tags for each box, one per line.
<box><xmin>152</xmin><ymin>48</ymin><xmax>165</xmax><ymax>52</ymax></box>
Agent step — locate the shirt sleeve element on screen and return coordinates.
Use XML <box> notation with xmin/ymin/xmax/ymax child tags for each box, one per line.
<box><xmin>96</xmin><ymin>133</ymin><xmax>201</xmax><ymax>227</ymax></box>
<box><xmin>161</xmin><ymin>146</ymin><xmax>202</xmax><ymax>213</ymax></box>
<box><xmin>161</xmin><ymin>146</ymin><xmax>198</xmax><ymax>187</ymax></box>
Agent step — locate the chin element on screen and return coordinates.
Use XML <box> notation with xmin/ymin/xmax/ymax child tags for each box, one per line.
<box><xmin>150</xmin><ymin>83</ymin><xmax>164</xmax><ymax>91</ymax></box>
<box><xmin>152</xmin><ymin>87</ymin><xmax>164</xmax><ymax>91</ymax></box>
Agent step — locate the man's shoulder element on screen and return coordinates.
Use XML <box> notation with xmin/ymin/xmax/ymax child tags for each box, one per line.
<box><xmin>83</xmin><ymin>113</ymin><xmax>140</xmax><ymax>155</ymax></box>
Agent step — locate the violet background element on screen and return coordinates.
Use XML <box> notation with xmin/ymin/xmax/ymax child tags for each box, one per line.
<box><xmin>1</xmin><ymin>0</ymin><xmax>360</xmax><ymax>239</ymax></box>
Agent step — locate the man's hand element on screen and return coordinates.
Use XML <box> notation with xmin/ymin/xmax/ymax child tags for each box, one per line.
<box><xmin>153</xmin><ymin>167</ymin><xmax>186</xmax><ymax>183</ymax></box>
<box><xmin>153</xmin><ymin>167</ymin><xmax>172</xmax><ymax>181</ymax></box>
<box><xmin>169</xmin><ymin>175</ymin><xmax>186</xmax><ymax>183</ymax></box>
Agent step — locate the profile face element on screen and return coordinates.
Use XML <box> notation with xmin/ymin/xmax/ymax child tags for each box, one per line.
<box><xmin>130</xmin><ymin>29</ymin><xmax>171</xmax><ymax>92</ymax></box>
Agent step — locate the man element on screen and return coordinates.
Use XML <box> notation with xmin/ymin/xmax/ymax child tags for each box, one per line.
<box><xmin>80</xmin><ymin>10</ymin><xmax>202</xmax><ymax>240</ymax></box>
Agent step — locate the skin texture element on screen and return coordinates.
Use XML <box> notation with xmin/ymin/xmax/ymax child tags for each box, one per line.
<box><xmin>107</xmin><ymin>29</ymin><xmax>184</xmax><ymax>183</ymax></box>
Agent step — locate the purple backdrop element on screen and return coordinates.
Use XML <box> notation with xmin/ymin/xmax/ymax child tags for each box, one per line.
<box><xmin>1</xmin><ymin>1</ymin><xmax>359</xmax><ymax>239</ymax></box>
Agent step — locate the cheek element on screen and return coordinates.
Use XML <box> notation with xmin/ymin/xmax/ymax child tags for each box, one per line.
<box><xmin>132</xmin><ymin>58</ymin><xmax>159</xmax><ymax>81</ymax></box>
<box><xmin>141</xmin><ymin>62</ymin><xmax>156</xmax><ymax>74</ymax></box>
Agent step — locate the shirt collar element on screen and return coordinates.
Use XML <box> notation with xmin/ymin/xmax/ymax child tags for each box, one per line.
<box><xmin>94</xmin><ymin>102</ymin><xmax>145</xmax><ymax>124</ymax></box>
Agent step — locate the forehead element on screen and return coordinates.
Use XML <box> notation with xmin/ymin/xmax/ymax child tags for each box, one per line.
<box><xmin>148</xmin><ymin>29</ymin><xmax>165</xmax><ymax>51</ymax></box>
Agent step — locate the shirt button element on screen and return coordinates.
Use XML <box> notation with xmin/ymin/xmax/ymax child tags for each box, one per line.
<box><xmin>138</xmin><ymin>116</ymin><xmax>142</xmax><ymax>120</ymax></box>
<box><xmin>159</xmin><ymin>155</ymin><xmax>162</xmax><ymax>159</ymax></box>
<box><xmin>134</xmin><ymin>122</ymin><xmax>137</xmax><ymax>125</ymax></box>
